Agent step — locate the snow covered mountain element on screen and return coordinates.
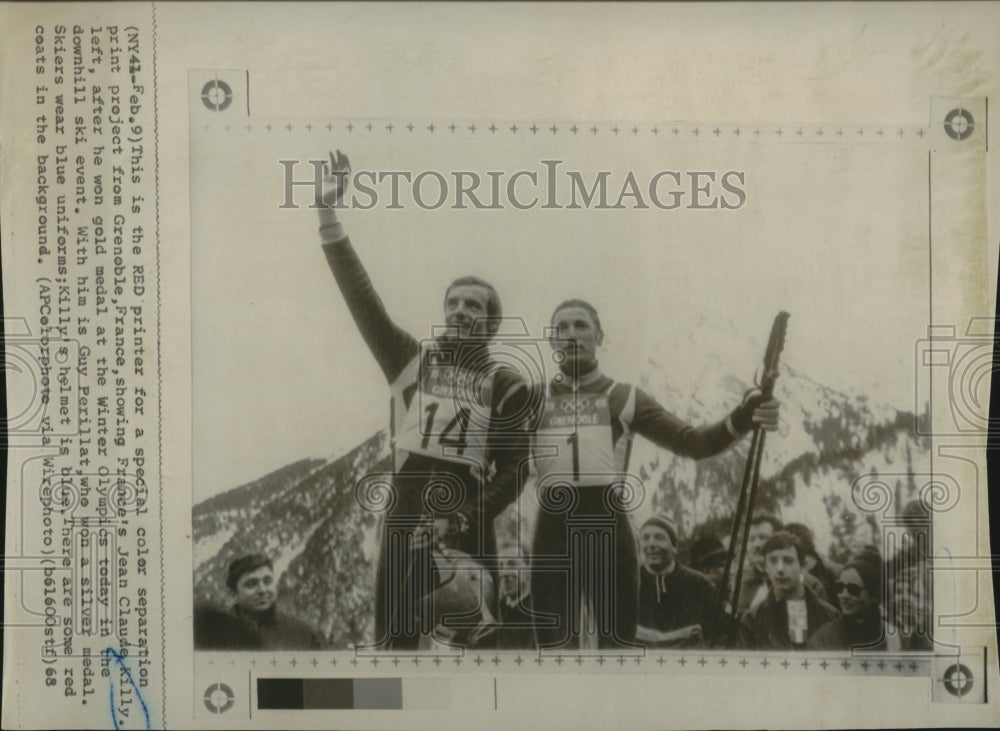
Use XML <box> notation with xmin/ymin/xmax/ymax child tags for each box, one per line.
<box><xmin>193</xmin><ymin>313</ymin><xmax>929</xmax><ymax>646</ymax></box>
<box><xmin>630</xmin><ymin>311</ymin><xmax>928</xmax><ymax>561</ymax></box>
<box><xmin>193</xmin><ymin>435</ymin><xmax>391</xmax><ymax>647</ymax></box>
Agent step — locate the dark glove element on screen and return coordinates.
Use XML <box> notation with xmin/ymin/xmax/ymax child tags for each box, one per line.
<box><xmin>731</xmin><ymin>388</ymin><xmax>780</xmax><ymax>433</ymax></box>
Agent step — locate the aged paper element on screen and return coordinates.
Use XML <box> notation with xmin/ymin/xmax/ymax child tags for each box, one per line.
<box><xmin>3</xmin><ymin>2</ymin><xmax>1000</xmax><ymax>728</ymax></box>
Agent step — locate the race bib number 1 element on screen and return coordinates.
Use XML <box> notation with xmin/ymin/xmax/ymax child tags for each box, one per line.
<box><xmin>535</xmin><ymin>391</ymin><xmax>617</xmax><ymax>485</ymax></box>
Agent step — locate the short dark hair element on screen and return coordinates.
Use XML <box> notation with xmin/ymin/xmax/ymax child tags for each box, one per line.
<box><xmin>762</xmin><ymin>531</ymin><xmax>804</xmax><ymax>562</ymax></box>
<box><xmin>689</xmin><ymin>536</ymin><xmax>728</xmax><ymax>571</ymax></box>
<box><xmin>550</xmin><ymin>299</ymin><xmax>602</xmax><ymax>333</ymax></box>
<box><xmin>226</xmin><ymin>553</ymin><xmax>273</xmax><ymax>592</ymax></box>
<box><xmin>782</xmin><ymin>522</ymin><xmax>817</xmax><ymax>558</ymax></box>
<box><xmin>445</xmin><ymin>276</ymin><xmax>502</xmax><ymax>335</ymax></box>
<box><xmin>750</xmin><ymin>511</ymin><xmax>782</xmax><ymax>533</ymax></box>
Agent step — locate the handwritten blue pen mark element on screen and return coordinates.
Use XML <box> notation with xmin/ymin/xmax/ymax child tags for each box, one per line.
<box><xmin>104</xmin><ymin>647</ymin><xmax>151</xmax><ymax>730</ymax></box>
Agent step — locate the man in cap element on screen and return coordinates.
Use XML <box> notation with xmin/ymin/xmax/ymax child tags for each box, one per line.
<box><xmin>635</xmin><ymin>515</ymin><xmax>719</xmax><ymax>647</ymax></box>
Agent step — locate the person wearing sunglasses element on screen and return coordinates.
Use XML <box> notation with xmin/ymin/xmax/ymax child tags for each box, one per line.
<box><xmin>808</xmin><ymin>548</ymin><xmax>900</xmax><ymax>651</ymax></box>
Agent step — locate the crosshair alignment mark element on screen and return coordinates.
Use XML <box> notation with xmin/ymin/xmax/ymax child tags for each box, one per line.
<box><xmin>201</xmin><ymin>80</ymin><xmax>233</xmax><ymax>112</ymax></box>
<box><xmin>203</xmin><ymin>683</ymin><xmax>236</xmax><ymax>713</ymax></box>
<box><xmin>942</xmin><ymin>663</ymin><xmax>974</xmax><ymax>697</ymax></box>
<box><xmin>943</xmin><ymin>108</ymin><xmax>974</xmax><ymax>141</ymax></box>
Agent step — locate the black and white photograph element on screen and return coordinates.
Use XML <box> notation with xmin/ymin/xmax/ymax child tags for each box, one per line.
<box><xmin>182</xmin><ymin>3</ymin><xmax>991</xmax><ymax>667</ymax></box>
<box><xmin>3</xmin><ymin>2</ymin><xmax>999</xmax><ymax>729</ymax></box>
<box><xmin>190</xmin><ymin>124</ymin><xmax>940</xmax><ymax>658</ymax></box>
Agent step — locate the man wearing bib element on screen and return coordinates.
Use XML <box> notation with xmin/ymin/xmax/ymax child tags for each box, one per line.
<box><xmin>530</xmin><ymin>299</ymin><xmax>779</xmax><ymax>649</ymax></box>
<box><xmin>317</xmin><ymin>152</ymin><xmax>531</xmax><ymax>649</ymax></box>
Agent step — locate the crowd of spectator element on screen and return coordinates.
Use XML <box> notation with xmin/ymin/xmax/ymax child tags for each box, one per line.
<box><xmin>195</xmin><ymin>501</ymin><xmax>932</xmax><ymax>653</ymax></box>
<box><xmin>632</xmin><ymin>503</ymin><xmax>933</xmax><ymax>651</ymax></box>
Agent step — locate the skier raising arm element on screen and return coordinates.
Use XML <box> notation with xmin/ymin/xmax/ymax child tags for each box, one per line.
<box><xmin>316</xmin><ymin>151</ymin><xmax>531</xmax><ymax>649</ymax></box>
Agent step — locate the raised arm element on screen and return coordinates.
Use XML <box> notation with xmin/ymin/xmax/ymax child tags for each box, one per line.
<box><xmin>318</xmin><ymin>151</ymin><xmax>418</xmax><ymax>383</ymax></box>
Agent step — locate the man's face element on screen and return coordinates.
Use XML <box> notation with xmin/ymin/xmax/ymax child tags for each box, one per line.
<box><xmin>550</xmin><ymin>307</ymin><xmax>603</xmax><ymax>371</ymax></box>
<box><xmin>234</xmin><ymin>565</ymin><xmax>277</xmax><ymax>613</ymax></box>
<box><xmin>835</xmin><ymin>567</ymin><xmax>872</xmax><ymax>618</ymax></box>
<box><xmin>764</xmin><ymin>546</ymin><xmax>802</xmax><ymax>600</ymax></box>
<box><xmin>640</xmin><ymin>525</ymin><xmax>676</xmax><ymax>573</ymax></box>
<box><xmin>747</xmin><ymin>521</ymin><xmax>774</xmax><ymax>568</ymax></box>
<box><xmin>444</xmin><ymin>284</ymin><xmax>492</xmax><ymax>340</ymax></box>
<box><xmin>499</xmin><ymin>557</ymin><xmax>526</xmax><ymax>601</ymax></box>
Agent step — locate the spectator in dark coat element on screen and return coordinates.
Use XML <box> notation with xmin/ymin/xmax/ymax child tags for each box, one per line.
<box><xmin>689</xmin><ymin>535</ymin><xmax>728</xmax><ymax>592</ymax></box>
<box><xmin>784</xmin><ymin>522</ymin><xmax>841</xmax><ymax>603</ymax></box>
<box><xmin>636</xmin><ymin>515</ymin><xmax>718</xmax><ymax>648</ymax></box>
<box><xmin>739</xmin><ymin>532</ymin><xmax>838</xmax><ymax>650</ymax></box>
<box><xmin>193</xmin><ymin>605</ymin><xmax>263</xmax><ymax>651</ymax></box>
<box><xmin>196</xmin><ymin>553</ymin><xmax>327</xmax><ymax>651</ymax></box>
<box><xmin>737</xmin><ymin>512</ymin><xmax>782</xmax><ymax>613</ymax></box>
<box><xmin>809</xmin><ymin>549</ymin><xmax>898</xmax><ymax>651</ymax></box>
